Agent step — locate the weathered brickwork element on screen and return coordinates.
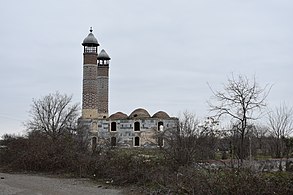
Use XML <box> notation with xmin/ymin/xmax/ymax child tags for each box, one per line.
<box><xmin>97</xmin><ymin>76</ymin><xmax>109</xmax><ymax>117</ymax></box>
<box><xmin>97</xmin><ymin>66</ymin><xmax>109</xmax><ymax>77</ymax></box>
<box><xmin>83</xmin><ymin>53</ymin><xmax>98</xmax><ymax>64</ymax></box>
<box><xmin>83</xmin><ymin>65</ymin><xmax>98</xmax><ymax>80</ymax></box>
<box><xmin>82</xmin><ymin>109</ymin><xmax>98</xmax><ymax>119</ymax></box>
<box><xmin>82</xmin><ymin>52</ymin><xmax>99</xmax><ymax>118</ymax></box>
<box><xmin>82</xmin><ymin>93</ymin><xmax>97</xmax><ymax>107</ymax></box>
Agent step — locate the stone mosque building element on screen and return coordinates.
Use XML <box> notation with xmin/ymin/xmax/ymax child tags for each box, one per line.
<box><xmin>78</xmin><ymin>28</ymin><xmax>178</xmax><ymax>149</ymax></box>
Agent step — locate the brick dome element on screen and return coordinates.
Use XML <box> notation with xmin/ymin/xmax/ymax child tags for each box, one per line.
<box><xmin>109</xmin><ymin>112</ymin><xmax>128</xmax><ymax>120</ymax></box>
<box><xmin>152</xmin><ymin>111</ymin><xmax>170</xmax><ymax>119</ymax></box>
<box><xmin>129</xmin><ymin>108</ymin><xmax>151</xmax><ymax>118</ymax></box>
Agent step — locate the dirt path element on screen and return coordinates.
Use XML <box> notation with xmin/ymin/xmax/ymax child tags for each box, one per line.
<box><xmin>0</xmin><ymin>172</ymin><xmax>123</xmax><ymax>195</ymax></box>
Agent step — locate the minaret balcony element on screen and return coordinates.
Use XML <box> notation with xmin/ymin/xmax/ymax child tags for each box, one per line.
<box><xmin>84</xmin><ymin>46</ymin><xmax>97</xmax><ymax>53</ymax></box>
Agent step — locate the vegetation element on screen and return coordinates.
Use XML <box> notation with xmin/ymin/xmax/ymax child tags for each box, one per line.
<box><xmin>1</xmin><ymin>77</ymin><xmax>293</xmax><ymax>194</ymax></box>
<box><xmin>208</xmin><ymin>74</ymin><xmax>270</xmax><ymax>164</ymax></box>
<box><xmin>24</xmin><ymin>91</ymin><xmax>79</xmax><ymax>141</ymax></box>
<box><xmin>1</xmin><ymin>135</ymin><xmax>293</xmax><ymax>194</ymax></box>
<box><xmin>267</xmin><ymin>103</ymin><xmax>293</xmax><ymax>158</ymax></box>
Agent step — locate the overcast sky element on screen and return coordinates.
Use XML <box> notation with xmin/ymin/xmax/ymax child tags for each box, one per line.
<box><xmin>0</xmin><ymin>0</ymin><xmax>292</xmax><ymax>136</ymax></box>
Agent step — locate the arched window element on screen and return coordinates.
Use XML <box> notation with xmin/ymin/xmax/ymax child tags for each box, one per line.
<box><xmin>134</xmin><ymin>121</ymin><xmax>140</xmax><ymax>131</ymax></box>
<box><xmin>158</xmin><ymin>121</ymin><xmax>164</xmax><ymax>131</ymax></box>
<box><xmin>111</xmin><ymin>137</ymin><xmax>117</xmax><ymax>147</ymax></box>
<box><xmin>111</xmin><ymin>122</ymin><xmax>117</xmax><ymax>131</ymax></box>
<box><xmin>134</xmin><ymin>136</ymin><xmax>140</xmax><ymax>146</ymax></box>
<box><xmin>92</xmin><ymin>137</ymin><xmax>97</xmax><ymax>151</ymax></box>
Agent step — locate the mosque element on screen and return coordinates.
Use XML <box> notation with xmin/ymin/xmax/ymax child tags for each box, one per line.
<box><xmin>78</xmin><ymin>28</ymin><xmax>178</xmax><ymax>149</ymax></box>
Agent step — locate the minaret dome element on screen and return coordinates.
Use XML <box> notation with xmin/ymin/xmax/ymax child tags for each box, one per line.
<box><xmin>82</xmin><ymin>27</ymin><xmax>99</xmax><ymax>47</ymax></box>
<box><xmin>97</xmin><ymin>49</ymin><xmax>111</xmax><ymax>60</ymax></box>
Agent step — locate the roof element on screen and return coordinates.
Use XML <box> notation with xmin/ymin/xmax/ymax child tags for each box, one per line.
<box><xmin>129</xmin><ymin>108</ymin><xmax>151</xmax><ymax>118</ymax></box>
<box><xmin>108</xmin><ymin>109</ymin><xmax>173</xmax><ymax>120</ymax></box>
<box><xmin>82</xmin><ymin>28</ymin><xmax>99</xmax><ymax>46</ymax></box>
<box><xmin>152</xmin><ymin>111</ymin><xmax>170</xmax><ymax>119</ymax></box>
<box><xmin>97</xmin><ymin>49</ymin><xmax>111</xmax><ymax>60</ymax></box>
<box><xmin>109</xmin><ymin>112</ymin><xmax>128</xmax><ymax>120</ymax></box>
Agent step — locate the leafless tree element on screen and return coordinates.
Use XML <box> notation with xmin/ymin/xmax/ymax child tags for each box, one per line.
<box><xmin>208</xmin><ymin>74</ymin><xmax>270</xmax><ymax>163</ymax></box>
<box><xmin>25</xmin><ymin>92</ymin><xmax>79</xmax><ymax>140</ymax></box>
<box><xmin>267</xmin><ymin>103</ymin><xmax>293</xmax><ymax>158</ymax></box>
<box><xmin>162</xmin><ymin>112</ymin><xmax>200</xmax><ymax>168</ymax></box>
<box><xmin>162</xmin><ymin>112</ymin><xmax>221</xmax><ymax>168</ymax></box>
<box><xmin>252</xmin><ymin>124</ymin><xmax>270</xmax><ymax>156</ymax></box>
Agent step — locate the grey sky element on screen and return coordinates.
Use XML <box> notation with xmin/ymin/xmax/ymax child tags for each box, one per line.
<box><xmin>0</xmin><ymin>0</ymin><xmax>292</xmax><ymax>136</ymax></box>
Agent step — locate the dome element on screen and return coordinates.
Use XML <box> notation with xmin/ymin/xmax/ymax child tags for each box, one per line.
<box><xmin>109</xmin><ymin>112</ymin><xmax>128</xmax><ymax>120</ymax></box>
<box><xmin>97</xmin><ymin>49</ymin><xmax>111</xmax><ymax>60</ymax></box>
<box><xmin>152</xmin><ymin>111</ymin><xmax>170</xmax><ymax>119</ymax></box>
<box><xmin>82</xmin><ymin>28</ymin><xmax>99</xmax><ymax>46</ymax></box>
<box><xmin>129</xmin><ymin>108</ymin><xmax>151</xmax><ymax>118</ymax></box>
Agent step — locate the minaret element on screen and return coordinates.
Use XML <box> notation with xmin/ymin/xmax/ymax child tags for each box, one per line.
<box><xmin>81</xmin><ymin>28</ymin><xmax>99</xmax><ymax>119</ymax></box>
<box><xmin>97</xmin><ymin>49</ymin><xmax>111</xmax><ymax>118</ymax></box>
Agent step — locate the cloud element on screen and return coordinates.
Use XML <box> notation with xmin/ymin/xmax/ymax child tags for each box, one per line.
<box><xmin>0</xmin><ymin>0</ymin><xmax>292</xmax><ymax>136</ymax></box>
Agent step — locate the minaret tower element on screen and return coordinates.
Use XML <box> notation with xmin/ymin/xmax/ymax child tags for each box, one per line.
<box><xmin>81</xmin><ymin>28</ymin><xmax>110</xmax><ymax>119</ymax></box>
<box><xmin>97</xmin><ymin>49</ymin><xmax>111</xmax><ymax>118</ymax></box>
<box><xmin>81</xmin><ymin>28</ymin><xmax>99</xmax><ymax>119</ymax></box>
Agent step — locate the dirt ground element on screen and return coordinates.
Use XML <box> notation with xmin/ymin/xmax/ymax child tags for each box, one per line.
<box><xmin>0</xmin><ymin>172</ymin><xmax>125</xmax><ymax>195</ymax></box>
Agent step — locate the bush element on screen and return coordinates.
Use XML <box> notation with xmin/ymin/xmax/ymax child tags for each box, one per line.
<box><xmin>85</xmin><ymin>149</ymin><xmax>293</xmax><ymax>194</ymax></box>
<box><xmin>88</xmin><ymin>149</ymin><xmax>167</xmax><ymax>186</ymax></box>
<box><xmin>144</xmin><ymin>167</ymin><xmax>293</xmax><ymax>194</ymax></box>
<box><xmin>0</xmin><ymin>132</ymin><xmax>89</xmax><ymax>174</ymax></box>
<box><xmin>2</xmin><ymin>134</ymin><xmax>293</xmax><ymax>194</ymax></box>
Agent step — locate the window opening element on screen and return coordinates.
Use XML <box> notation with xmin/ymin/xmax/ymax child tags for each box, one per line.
<box><xmin>134</xmin><ymin>121</ymin><xmax>140</xmax><ymax>131</ymax></box>
<box><xmin>158</xmin><ymin>121</ymin><xmax>164</xmax><ymax>131</ymax></box>
<box><xmin>134</xmin><ymin>136</ymin><xmax>140</xmax><ymax>146</ymax></box>
<box><xmin>84</xmin><ymin>46</ymin><xmax>97</xmax><ymax>53</ymax></box>
<box><xmin>111</xmin><ymin>122</ymin><xmax>117</xmax><ymax>131</ymax></box>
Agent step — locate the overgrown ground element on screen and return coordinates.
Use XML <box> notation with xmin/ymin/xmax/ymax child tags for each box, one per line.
<box><xmin>1</xmin><ymin>133</ymin><xmax>293</xmax><ymax>194</ymax></box>
<box><xmin>83</xmin><ymin>149</ymin><xmax>293</xmax><ymax>194</ymax></box>
<box><xmin>1</xmin><ymin>145</ymin><xmax>293</xmax><ymax>194</ymax></box>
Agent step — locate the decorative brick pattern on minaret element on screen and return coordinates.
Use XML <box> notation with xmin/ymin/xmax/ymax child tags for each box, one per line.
<box><xmin>97</xmin><ymin>49</ymin><xmax>111</xmax><ymax>118</ymax></box>
<box><xmin>81</xmin><ymin>29</ymin><xmax>100</xmax><ymax>119</ymax></box>
<box><xmin>97</xmin><ymin>65</ymin><xmax>109</xmax><ymax>118</ymax></box>
<box><xmin>83</xmin><ymin>62</ymin><xmax>98</xmax><ymax>109</ymax></box>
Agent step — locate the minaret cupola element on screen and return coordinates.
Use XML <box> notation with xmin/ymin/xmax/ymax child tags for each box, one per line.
<box><xmin>82</xmin><ymin>27</ymin><xmax>99</xmax><ymax>53</ymax></box>
<box><xmin>98</xmin><ymin>49</ymin><xmax>111</xmax><ymax>66</ymax></box>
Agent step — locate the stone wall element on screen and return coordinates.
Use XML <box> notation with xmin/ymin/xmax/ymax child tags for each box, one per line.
<box><xmin>83</xmin><ymin>118</ymin><xmax>178</xmax><ymax>148</ymax></box>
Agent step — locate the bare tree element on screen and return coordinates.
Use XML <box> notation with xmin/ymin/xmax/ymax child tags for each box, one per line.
<box><xmin>253</xmin><ymin>124</ymin><xmax>269</xmax><ymax>155</ymax></box>
<box><xmin>163</xmin><ymin>112</ymin><xmax>200</xmax><ymax>168</ymax></box>
<box><xmin>209</xmin><ymin>74</ymin><xmax>270</xmax><ymax>163</ymax></box>
<box><xmin>25</xmin><ymin>92</ymin><xmax>79</xmax><ymax>140</ymax></box>
<box><xmin>162</xmin><ymin>112</ymin><xmax>220</xmax><ymax>168</ymax></box>
<box><xmin>267</xmin><ymin>103</ymin><xmax>293</xmax><ymax>158</ymax></box>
